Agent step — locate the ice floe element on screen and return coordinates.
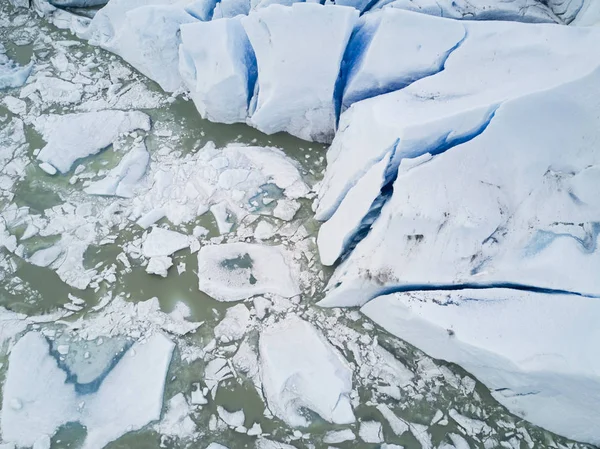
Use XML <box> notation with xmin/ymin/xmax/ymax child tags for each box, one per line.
<box><xmin>197</xmin><ymin>243</ymin><xmax>299</xmax><ymax>301</ymax></box>
<box><xmin>1</xmin><ymin>331</ymin><xmax>175</xmax><ymax>449</ymax></box>
<box><xmin>35</xmin><ymin>110</ymin><xmax>151</xmax><ymax>174</ymax></box>
<box><xmin>0</xmin><ymin>44</ymin><xmax>33</xmax><ymax>90</ymax></box>
<box><xmin>259</xmin><ymin>315</ymin><xmax>354</xmax><ymax>426</ymax></box>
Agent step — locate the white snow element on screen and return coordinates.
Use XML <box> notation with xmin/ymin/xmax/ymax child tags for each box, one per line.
<box><xmin>197</xmin><ymin>243</ymin><xmax>299</xmax><ymax>302</ymax></box>
<box><xmin>35</xmin><ymin>110</ymin><xmax>151</xmax><ymax>174</ymax></box>
<box><xmin>179</xmin><ymin>18</ymin><xmax>256</xmax><ymax>123</ymax></box>
<box><xmin>241</xmin><ymin>3</ymin><xmax>359</xmax><ymax>142</ymax></box>
<box><xmin>84</xmin><ymin>142</ymin><xmax>150</xmax><ymax>198</ymax></box>
<box><xmin>259</xmin><ymin>315</ymin><xmax>355</xmax><ymax>426</ymax></box>
<box><xmin>1</xmin><ymin>332</ymin><xmax>175</xmax><ymax>449</ymax></box>
<box><xmin>361</xmin><ymin>289</ymin><xmax>600</xmax><ymax>445</ymax></box>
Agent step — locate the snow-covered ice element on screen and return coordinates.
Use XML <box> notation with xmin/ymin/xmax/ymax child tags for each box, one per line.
<box><xmin>1</xmin><ymin>332</ymin><xmax>175</xmax><ymax>449</ymax></box>
<box><xmin>35</xmin><ymin>110</ymin><xmax>151</xmax><ymax>174</ymax></box>
<box><xmin>242</xmin><ymin>4</ymin><xmax>359</xmax><ymax>142</ymax></box>
<box><xmin>197</xmin><ymin>243</ymin><xmax>299</xmax><ymax>301</ymax></box>
<box><xmin>179</xmin><ymin>18</ymin><xmax>256</xmax><ymax>124</ymax></box>
<box><xmin>259</xmin><ymin>315</ymin><xmax>355</xmax><ymax>426</ymax></box>
<box><xmin>362</xmin><ymin>289</ymin><xmax>600</xmax><ymax>445</ymax></box>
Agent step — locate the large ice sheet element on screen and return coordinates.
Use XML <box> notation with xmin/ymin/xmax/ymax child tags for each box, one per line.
<box><xmin>83</xmin><ymin>0</ymin><xmax>196</xmax><ymax>92</ymax></box>
<box><xmin>1</xmin><ymin>332</ymin><xmax>175</xmax><ymax>449</ymax></box>
<box><xmin>340</xmin><ymin>9</ymin><xmax>465</xmax><ymax>111</ymax></box>
<box><xmin>35</xmin><ymin>110</ymin><xmax>151</xmax><ymax>174</ymax></box>
<box><xmin>259</xmin><ymin>316</ymin><xmax>355</xmax><ymax>426</ymax></box>
<box><xmin>179</xmin><ymin>18</ymin><xmax>256</xmax><ymax>124</ymax></box>
<box><xmin>197</xmin><ymin>243</ymin><xmax>299</xmax><ymax>301</ymax></box>
<box><xmin>316</xmin><ymin>15</ymin><xmax>600</xmax><ymax>222</ymax></box>
<box><xmin>242</xmin><ymin>3</ymin><xmax>359</xmax><ymax>142</ymax></box>
<box><xmin>319</xmin><ymin>66</ymin><xmax>600</xmax><ymax>307</ymax></box>
<box><xmin>366</xmin><ymin>0</ymin><xmax>559</xmax><ymax>23</ymax></box>
<box><xmin>361</xmin><ymin>290</ymin><xmax>600</xmax><ymax>445</ymax></box>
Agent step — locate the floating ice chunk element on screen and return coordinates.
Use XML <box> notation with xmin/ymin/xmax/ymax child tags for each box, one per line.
<box><xmin>272</xmin><ymin>199</ymin><xmax>299</xmax><ymax>221</ymax></box>
<box><xmin>0</xmin><ymin>45</ymin><xmax>32</xmax><ymax>90</ymax></box>
<box><xmin>38</xmin><ymin>162</ymin><xmax>57</xmax><ymax>175</ymax></box>
<box><xmin>376</xmin><ymin>404</ymin><xmax>408</xmax><ymax>436</ymax></box>
<box><xmin>206</xmin><ymin>444</ymin><xmax>229</xmax><ymax>449</ymax></box>
<box><xmin>29</xmin><ymin>245</ymin><xmax>63</xmax><ymax>268</ymax></box>
<box><xmin>316</xmin><ymin>14</ymin><xmax>600</xmax><ymax>222</ymax></box>
<box><xmin>197</xmin><ymin>243</ymin><xmax>299</xmax><ymax>302</ymax></box>
<box><xmin>256</xmin><ymin>438</ymin><xmax>297</xmax><ymax>449</ymax></box>
<box><xmin>85</xmin><ymin>142</ymin><xmax>149</xmax><ymax>198</ymax></box>
<box><xmin>210</xmin><ymin>202</ymin><xmax>233</xmax><ymax>234</ymax></box>
<box><xmin>84</xmin><ymin>0</ymin><xmax>196</xmax><ymax>92</ymax></box>
<box><xmin>35</xmin><ymin>110</ymin><xmax>151</xmax><ymax>174</ymax></box>
<box><xmin>156</xmin><ymin>393</ymin><xmax>197</xmax><ymax>439</ymax></box>
<box><xmin>146</xmin><ymin>256</ymin><xmax>174</xmax><ymax>277</ymax></box>
<box><xmin>341</xmin><ymin>9</ymin><xmax>465</xmax><ymax>110</ymax></box>
<box><xmin>214</xmin><ymin>304</ymin><xmax>251</xmax><ymax>341</ymax></box>
<box><xmin>323</xmin><ymin>429</ymin><xmax>355</xmax><ymax>444</ymax></box>
<box><xmin>142</xmin><ymin>227</ymin><xmax>191</xmax><ymax>258</ymax></box>
<box><xmin>217</xmin><ymin>406</ymin><xmax>245</xmax><ymax>428</ymax></box>
<box><xmin>20</xmin><ymin>76</ymin><xmax>82</xmax><ymax>105</ymax></box>
<box><xmin>367</xmin><ymin>0</ymin><xmax>559</xmax><ymax>23</ymax></box>
<box><xmin>204</xmin><ymin>357</ymin><xmax>233</xmax><ymax>398</ymax></box>
<box><xmin>361</xmin><ymin>289</ymin><xmax>600</xmax><ymax>445</ymax></box>
<box><xmin>320</xmin><ymin>67</ymin><xmax>600</xmax><ymax>307</ymax></box>
<box><xmin>2</xmin><ymin>96</ymin><xmax>26</xmax><ymax>115</ymax></box>
<box><xmin>179</xmin><ymin>18</ymin><xmax>256</xmax><ymax>123</ymax></box>
<box><xmin>259</xmin><ymin>315</ymin><xmax>354</xmax><ymax>426</ymax></box>
<box><xmin>1</xmin><ymin>332</ymin><xmax>175</xmax><ymax>449</ymax></box>
<box><xmin>359</xmin><ymin>421</ymin><xmax>384</xmax><ymax>443</ymax></box>
<box><xmin>242</xmin><ymin>4</ymin><xmax>359</xmax><ymax>142</ymax></box>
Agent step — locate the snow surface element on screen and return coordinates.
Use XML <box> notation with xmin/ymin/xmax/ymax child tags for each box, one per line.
<box><xmin>259</xmin><ymin>315</ymin><xmax>355</xmax><ymax>426</ymax></box>
<box><xmin>1</xmin><ymin>332</ymin><xmax>175</xmax><ymax>449</ymax></box>
<box><xmin>197</xmin><ymin>243</ymin><xmax>299</xmax><ymax>301</ymax></box>
<box><xmin>35</xmin><ymin>110</ymin><xmax>151</xmax><ymax>174</ymax></box>
<box><xmin>179</xmin><ymin>18</ymin><xmax>256</xmax><ymax>124</ymax></box>
<box><xmin>241</xmin><ymin>3</ymin><xmax>359</xmax><ymax>142</ymax></box>
<box><xmin>320</xmin><ymin>66</ymin><xmax>600</xmax><ymax>307</ymax></box>
<box><xmin>362</xmin><ymin>289</ymin><xmax>600</xmax><ymax>445</ymax></box>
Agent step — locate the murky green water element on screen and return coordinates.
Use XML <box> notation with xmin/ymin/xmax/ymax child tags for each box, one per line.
<box><xmin>0</xmin><ymin>3</ymin><xmax>595</xmax><ymax>449</ymax></box>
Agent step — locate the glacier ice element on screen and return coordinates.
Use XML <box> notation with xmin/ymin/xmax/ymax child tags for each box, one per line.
<box><xmin>179</xmin><ymin>18</ymin><xmax>256</xmax><ymax>124</ymax></box>
<box><xmin>35</xmin><ymin>110</ymin><xmax>151</xmax><ymax>174</ymax></box>
<box><xmin>366</xmin><ymin>0</ymin><xmax>560</xmax><ymax>23</ymax></box>
<box><xmin>241</xmin><ymin>3</ymin><xmax>359</xmax><ymax>142</ymax></box>
<box><xmin>259</xmin><ymin>315</ymin><xmax>355</xmax><ymax>426</ymax></box>
<box><xmin>319</xmin><ymin>66</ymin><xmax>600</xmax><ymax>307</ymax></box>
<box><xmin>197</xmin><ymin>243</ymin><xmax>299</xmax><ymax>301</ymax></box>
<box><xmin>1</xmin><ymin>332</ymin><xmax>175</xmax><ymax>449</ymax></box>
<box><xmin>316</xmin><ymin>13</ymin><xmax>600</xmax><ymax>223</ymax></box>
<box><xmin>340</xmin><ymin>9</ymin><xmax>466</xmax><ymax>111</ymax></box>
<box><xmin>82</xmin><ymin>0</ymin><xmax>197</xmax><ymax>92</ymax></box>
<box><xmin>362</xmin><ymin>289</ymin><xmax>600</xmax><ymax>445</ymax></box>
